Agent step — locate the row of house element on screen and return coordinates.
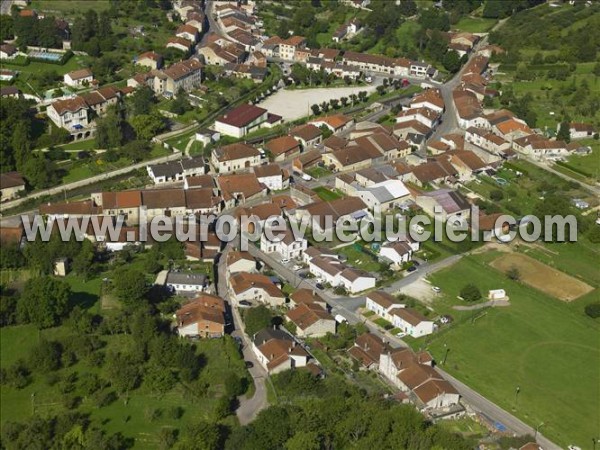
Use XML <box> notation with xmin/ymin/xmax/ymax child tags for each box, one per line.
<box><xmin>347</xmin><ymin>332</ymin><xmax>460</xmax><ymax>411</ymax></box>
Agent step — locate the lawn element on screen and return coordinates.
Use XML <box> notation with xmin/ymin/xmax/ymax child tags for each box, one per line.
<box><xmin>561</xmin><ymin>139</ymin><xmax>600</xmax><ymax>181</ymax></box>
<box><xmin>58</xmin><ymin>139</ymin><xmax>99</xmax><ymax>152</ymax></box>
<box><xmin>313</xmin><ymin>186</ymin><xmax>343</xmax><ymax>202</ymax></box>
<box><xmin>30</xmin><ymin>0</ymin><xmax>110</xmax><ymax>14</ymax></box>
<box><xmin>306</xmin><ymin>166</ymin><xmax>332</xmax><ymax>179</ymax></box>
<box><xmin>336</xmin><ymin>243</ymin><xmax>382</xmax><ymax>272</ymax></box>
<box><xmin>424</xmin><ymin>252</ymin><xmax>599</xmax><ymax>448</ymax></box>
<box><xmin>454</xmin><ymin>16</ymin><xmax>497</xmax><ymax>33</ymax></box>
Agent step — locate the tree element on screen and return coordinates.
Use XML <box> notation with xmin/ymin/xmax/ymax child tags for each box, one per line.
<box><xmin>29</xmin><ymin>339</ymin><xmax>62</xmax><ymax>372</ymax></box>
<box><xmin>121</xmin><ymin>139</ymin><xmax>150</xmax><ymax>162</ymax></box>
<box><xmin>105</xmin><ymin>352</ymin><xmax>141</xmax><ymax>393</ymax></box>
<box><xmin>145</xmin><ymin>364</ymin><xmax>176</xmax><ymax>396</ymax></box>
<box><xmin>358</xmin><ymin>91</ymin><xmax>368</xmax><ymax>102</ymax></box>
<box><xmin>95</xmin><ymin>105</ymin><xmax>124</xmax><ymax>150</ymax></box>
<box><xmin>22</xmin><ymin>155</ymin><xmax>60</xmax><ymax>189</ymax></box>
<box><xmin>171</xmin><ymin>89</ymin><xmax>192</xmax><ymax>115</ymax></box>
<box><xmin>179</xmin><ymin>421</ymin><xmax>222</xmax><ymax>449</ymax></box>
<box><xmin>460</xmin><ymin>284</ymin><xmax>481</xmax><ymax>302</ymax></box>
<box><xmin>506</xmin><ymin>266</ymin><xmax>520</xmax><ymax>281</ymax></box>
<box><xmin>310</xmin><ymin>104</ymin><xmax>320</xmax><ymax>115</ymax></box>
<box><xmin>17</xmin><ymin>277</ymin><xmax>71</xmax><ymax>328</ymax></box>
<box><xmin>243</xmin><ymin>306</ymin><xmax>274</xmax><ymax>336</ymax></box>
<box><xmin>112</xmin><ymin>268</ymin><xmax>148</xmax><ymax>307</ymax></box>
<box><xmin>157</xmin><ymin>428</ymin><xmax>178</xmax><ymax>450</ymax></box>
<box><xmin>557</xmin><ymin>121</ymin><xmax>571</xmax><ymax>143</ymax></box>
<box><xmin>129</xmin><ymin>113</ymin><xmax>166</xmax><ymax>140</ymax></box>
<box><xmin>72</xmin><ymin>240</ymin><xmax>95</xmax><ymax>279</ymax></box>
<box><xmin>584</xmin><ymin>302</ymin><xmax>600</xmax><ymax>319</ymax></box>
<box><xmin>223</xmin><ymin>372</ymin><xmax>245</xmax><ymax>397</ymax></box>
<box><xmin>443</xmin><ymin>50</ymin><xmax>461</xmax><ymax>73</ymax></box>
<box><xmin>490</xmin><ymin>190</ymin><xmax>504</xmax><ymax>201</ymax></box>
<box><xmin>128</xmin><ymin>86</ymin><xmax>156</xmax><ymax>116</ymax></box>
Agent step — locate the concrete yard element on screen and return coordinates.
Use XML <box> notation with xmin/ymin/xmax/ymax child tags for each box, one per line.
<box><xmin>257</xmin><ymin>85</ymin><xmax>378</xmax><ymax>121</ymax></box>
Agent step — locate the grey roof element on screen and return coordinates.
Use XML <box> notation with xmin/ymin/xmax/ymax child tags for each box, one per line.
<box><xmin>253</xmin><ymin>328</ymin><xmax>291</xmax><ymax>346</ymax></box>
<box><xmin>150</xmin><ymin>160</ymin><xmax>184</xmax><ymax>178</ymax></box>
<box><xmin>181</xmin><ymin>155</ymin><xmax>206</xmax><ymax>170</ymax></box>
<box><xmin>426</xmin><ymin>189</ymin><xmax>470</xmax><ymax>213</ymax></box>
<box><xmin>165</xmin><ymin>271</ymin><xmax>207</xmax><ymax>286</ymax></box>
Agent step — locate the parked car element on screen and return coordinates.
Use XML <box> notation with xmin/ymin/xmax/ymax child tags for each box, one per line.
<box><xmin>315</xmin><ymin>283</ymin><xmax>324</xmax><ymax>290</ymax></box>
<box><xmin>245</xmin><ymin>361</ymin><xmax>254</xmax><ymax>369</ymax></box>
<box><xmin>432</xmin><ymin>286</ymin><xmax>441</xmax><ymax>293</ymax></box>
<box><xmin>281</xmin><ymin>258</ymin><xmax>290</xmax><ymax>264</ymax></box>
<box><xmin>407</xmin><ymin>266</ymin><xmax>418</xmax><ymax>273</ymax></box>
<box><xmin>302</xmin><ymin>173</ymin><xmax>312</xmax><ymax>181</ymax></box>
<box><xmin>396</xmin><ymin>331</ymin><xmax>407</xmax><ymax>338</ymax></box>
<box><xmin>238</xmin><ymin>300</ymin><xmax>252</xmax><ymax>307</ymax></box>
<box><xmin>292</xmin><ymin>264</ymin><xmax>302</xmax><ymax>271</ymax></box>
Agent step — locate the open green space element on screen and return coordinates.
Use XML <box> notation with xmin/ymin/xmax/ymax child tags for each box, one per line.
<box><xmin>313</xmin><ymin>186</ymin><xmax>343</xmax><ymax>202</ymax></box>
<box><xmin>336</xmin><ymin>243</ymin><xmax>382</xmax><ymax>273</ymax></box>
<box><xmin>30</xmin><ymin>0</ymin><xmax>111</xmax><ymax>15</ymax></box>
<box><xmin>453</xmin><ymin>16</ymin><xmax>497</xmax><ymax>33</ymax></box>
<box><xmin>560</xmin><ymin>139</ymin><xmax>600</xmax><ymax>181</ymax></box>
<box><xmin>424</xmin><ymin>252</ymin><xmax>599</xmax><ymax>448</ymax></box>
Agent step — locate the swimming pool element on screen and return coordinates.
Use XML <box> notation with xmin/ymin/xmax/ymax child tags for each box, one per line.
<box><xmin>28</xmin><ymin>51</ymin><xmax>63</xmax><ymax>61</ymax></box>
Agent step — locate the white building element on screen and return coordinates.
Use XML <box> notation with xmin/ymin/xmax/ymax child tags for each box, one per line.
<box><xmin>260</xmin><ymin>228</ymin><xmax>307</xmax><ymax>261</ymax></box>
<box><xmin>214</xmin><ymin>103</ymin><xmax>270</xmax><ymax>138</ymax></box>
<box><xmin>254</xmin><ymin>164</ymin><xmax>288</xmax><ymax>191</ymax></box>
<box><xmin>63</xmin><ymin>68</ymin><xmax>94</xmax><ymax>87</ymax></box>
<box><xmin>165</xmin><ymin>271</ymin><xmax>208</xmax><ymax>294</ymax></box>
<box><xmin>339</xmin><ymin>268</ymin><xmax>376</xmax><ymax>294</ymax></box>
<box><xmin>390</xmin><ymin>308</ymin><xmax>435</xmax><ymax>337</ymax></box>
<box><xmin>365</xmin><ymin>290</ymin><xmax>405</xmax><ymax>322</ymax></box>
<box><xmin>379</xmin><ymin>240</ymin><xmax>413</xmax><ymax>266</ymax></box>
<box><xmin>211</xmin><ymin>142</ymin><xmax>261</xmax><ymax>174</ymax></box>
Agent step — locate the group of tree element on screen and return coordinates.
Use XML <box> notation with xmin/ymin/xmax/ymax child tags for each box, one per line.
<box><xmin>484</xmin><ymin>0</ymin><xmax>549</xmax><ymax>19</ymax></box>
<box><xmin>460</xmin><ymin>284</ymin><xmax>482</xmax><ymax>302</ymax></box>
<box><xmin>71</xmin><ymin>9</ymin><xmax>116</xmax><ymax>56</ymax></box>
<box><xmin>11</xmin><ymin>10</ymin><xmax>63</xmax><ymax>49</ymax></box>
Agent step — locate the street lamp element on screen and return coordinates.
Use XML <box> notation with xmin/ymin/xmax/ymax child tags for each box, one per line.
<box><xmin>514</xmin><ymin>385</ymin><xmax>521</xmax><ymax>409</ymax></box>
<box><xmin>442</xmin><ymin>343</ymin><xmax>450</xmax><ymax>365</ymax></box>
<box><xmin>535</xmin><ymin>422</ymin><xmax>544</xmax><ymax>440</ymax></box>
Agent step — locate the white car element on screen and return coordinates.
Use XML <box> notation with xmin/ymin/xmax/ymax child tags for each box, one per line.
<box><xmin>396</xmin><ymin>331</ymin><xmax>407</xmax><ymax>338</ymax></box>
<box><xmin>302</xmin><ymin>173</ymin><xmax>312</xmax><ymax>181</ymax></box>
<box><xmin>281</xmin><ymin>258</ymin><xmax>290</xmax><ymax>264</ymax></box>
<box><xmin>432</xmin><ymin>286</ymin><xmax>441</xmax><ymax>293</ymax></box>
<box><xmin>292</xmin><ymin>264</ymin><xmax>302</xmax><ymax>271</ymax></box>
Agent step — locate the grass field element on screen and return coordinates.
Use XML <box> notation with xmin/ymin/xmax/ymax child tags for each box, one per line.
<box><xmin>454</xmin><ymin>16</ymin><xmax>497</xmax><ymax>33</ymax></box>
<box><xmin>313</xmin><ymin>186</ymin><xmax>343</xmax><ymax>202</ymax></box>
<box><xmin>30</xmin><ymin>0</ymin><xmax>110</xmax><ymax>14</ymax></box>
<box><xmin>489</xmin><ymin>252</ymin><xmax>593</xmax><ymax>301</ymax></box>
<box><xmin>424</xmin><ymin>251</ymin><xmax>599</xmax><ymax>448</ymax></box>
<box><xmin>562</xmin><ymin>139</ymin><xmax>600</xmax><ymax>181</ymax></box>
<box><xmin>336</xmin><ymin>244</ymin><xmax>382</xmax><ymax>272</ymax></box>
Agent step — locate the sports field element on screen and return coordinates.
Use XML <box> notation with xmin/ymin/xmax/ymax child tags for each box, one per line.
<box><xmin>490</xmin><ymin>253</ymin><xmax>594</xmax><ymax>301</ymax></box>
<box><xmin>425</xmin><ymin>251</ymin><xmax>599</xmax><ymax>448</ymax></box>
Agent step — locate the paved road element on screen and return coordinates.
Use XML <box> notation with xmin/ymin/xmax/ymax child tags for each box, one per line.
<box><xmin>244</xmin><ymin>241</ymin><xmax>559</xmax><ymax>449</ymax></box>
<box><xmin>0</xmin><ymin>152</ymin><xmax>182</xmax><ymax>213</ymax></box>
<box><xmin>215</xmin><ymin>243</ymin><xmax>269</xmax><ymax>425</ymax></box>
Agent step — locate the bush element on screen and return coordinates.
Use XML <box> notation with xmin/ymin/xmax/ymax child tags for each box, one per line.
<box><xmin>460</xmin><ymin>284</ymin><xmax>482</xmax><ymax>302</ymax></box>
<box><xmin>490</xmin><ymin>190</ymin><xmax>504</xmax><ymax>201</ymax></box>
<box><xmin>584</xmin><ymin>303</ymin><xmax>600</xmax><ymax>319</ymax></box>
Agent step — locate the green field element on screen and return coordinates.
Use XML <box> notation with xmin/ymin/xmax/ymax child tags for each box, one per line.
<box><xmin>30</xmin><ymin>0</ymin><xmax>110</xmax><ymax>14</ymax></box>
<box><xmin>454</xmin><ymin>16</ymin><xmax>497</xmax><ymax>33</ymax></box>
<box><xmin>313</xmin><ymin>186</ymin><xmax>343</xmax><ymax>202</ymax></box>
<box><xmin>424</xmin><ymin>252</ymin><xmax>599</xmax><ymax>448</ymax></box>
<box><xmin>561</xmin><ymin>139</ymin><xmax>600</xmax><ymax>181</ymax></box>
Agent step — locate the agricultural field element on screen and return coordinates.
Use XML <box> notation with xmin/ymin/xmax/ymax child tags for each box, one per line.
<box><xmin>423</xmin><ymin>250</ymin><xmax>599</xmax><ymax>448</ymax></box>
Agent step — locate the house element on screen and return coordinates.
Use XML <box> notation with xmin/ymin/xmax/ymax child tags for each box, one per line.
<box><xmin>254</xmin><ymin>164</ymin><xmax>289</xmax><ymax>191</ymax></box>
<box><xmin>198</xmin><ymin>41</ymin><xmax>246</xmax><ymax>66</ymax></box>
<box><xmin>290</xmin><ymin>124</ymin><xmax>323</xmax><ymax>148</ymax></box>
<box><xmin>176</xmin><ymin>24</ymin><xmax>200</xmax><ymax>43</ymax></box>
<box><xmin>453</xmin><ymin>89</ymin><xmax>488</xmax><ymax>129</ymax></box>
<box><xmin>226</xmin><ymin>250</ymin><xmax>257</xmax><ymax>275</ymax></box>
<box><xmin>166</xmin><ymin>36</ymin><xmax>193</xmax><ymax>53</ymax></box>
<box><xmin>0</xmin><ymin>172</ymin><xmax>26</xmax><ymax>202</ymax></box>
<box><xmin>154</xmin><ymin>59</ymin><xmax>203</xmax><ymax>97</ymax></box>
<box><xmin>265</xmin><ymin>135</ymin><xmax>301</xmax><ymax>162</ymax></box>
<box><xmin>0</xmin><ymin>85</ymin><xmax>20</xmax><ymax>98</ymax></box>
<box><xmin>214</xmin><ymin>103</ymin><xmax>269</xmax><ymax>138</ymax></box>
<box><xmin>341</xmin><ymin>50</ymin><xmax>408</xmax><ymax>76</ymax></box>
<box><xmin>229</xmin><ymin>272</ymin><xmax>286</xmax><ymax>307</ymax></box>
<box><xmin>352</xmin><ymin>133</ymin><xmax>411</xmax><ymax>161</ymax></box>
<box><xmin>289</xmin><ymin>288</ymin><xmax>328</xmax><ymax>310</ymax></box>
<box><xmin>379</xmin><ymin>347</ymin><xmax>433</xmax><ymax>389</ymax></box>
<box><xmin>416</xmin><ymin>189</ymin><xmax>471</xmax><ymax>224</ymax></box>
<box><xmin>379</xmin><ymin>240</ymin><xmax>414</xmax><ymax>266</ymax></box>
<box><xmin>307</xmin><ymin>255</ymin><xmax>344</xmax><ymax>287</ymax></box>
<box><xmin>397</xmin><ymin>364</ymin><xmax>460</xmax><ymax>409</ymax></box>
<box><xmin>94</xmin><ymin>190</ymin><xmax>143</xmax><ymax>224</ymax></box>
<box><xmin>81</xmin><ymin>86</ymin><xmax>120</xmax><ymax>116</ymax></box>
<box><xmin>292</xmin><ymin>150</ymin><xmax>322</xmax><ymax>174</ymax></box>
<box><xmin>513</xmin><ymin>134</ymin><xmax>569</xmax><ymax>160</ymax></box>
<box><xmin>217</xmin><ymin>172</ymin><xmax>267</xmax><ymax>206</ymax></box>
<box><xmin>223</xmin><ymin>63</ymin><xmax>267</xmax><ymax>83</ymax></box>
<box><xmin>147</xmin><ymin>156</ymin><xmax>205</xmax><ymax>184</ymax></box>
<box><xmin>279</xmin><ymin>35</ymin><xmax>306</xmax><ymax>61</ymax></box>
<box><xmin>465</xmin><ymin>127</ymin><xmax>510</xmax><ymax>155</ymax></box>
<box><xmin>165</xmin><ymin>271</ymin><xmax>208</xmax><ymax>294</ymax></box>
<box><xmin>0</xmin><ymin>43</ymin><xmax>18</xmax><ymax>59</ymax></box>
<box><xmin>260</xmin><ymin>227</ymin><xmax>307</xmax><ymax>261</ymax></box>
<box><xmin>396</xmin><ymin>107</ymin><xmax>441</xmax><ymax>129</ymax></box>
<box><xmin>399</xmin><ymin>158</ymin><xmax>458</xmax><ymax>189</ymax></box>
<box><xmin>392</xmin><ymin>120</ymin><xmax>432</xmax><ymax>146</ymax></box>
<box><xmin>47</xmin><ymin>96</ymin><xmax>90</xmax><ymax>130</ymax></box>
<box><xmin>347</xmin><ymin>332</ymin><xmax>390</xmax><ymax>369</ymax></box>
<box><xmin>211</xmin><ymin>142</ymin><xmax>261</xmax><ymax>174</ymax></box>
<box><xmin>286</xmin><ymin>303</ymin><xmax>336</xmax><ymax>338</ymax></box>
<box><xmin>252</xmin><ymin>328</ymin><xmax>309</xmax><ymax>374</ymax></box>
<box><xmin>310</xmin><ymin>114</ymin><xmax>354</xmax><ymax>133</ymax></box>
<box><xmin>445</xmin><ymin>150</ymin><xmax>487</xmax><ymax>181</ymax></box>
<box><xmin>569</xmin><ymin>122</ymin><xmax>596</xmax><ymax>140</ymax></box>
<box><xmin>339</xmin><ymin>268</ymin><xmax>376</xmax><ymax>294</ymax></box>
<box><xmin>365</xmin><ymin>291</ymin><xmax>405</xmax><ymax>322</ymax></box>
<box><xmin>390</xmin><ymin>308</ymin><xmax>435</xmax><ymax>337</ymax></box>
<box><xmin>297</xmin><ymin>197</ymin><xmax>369</xmax><ymax>234</ymax></box>
<box><xmin>175</xmin><ymin>294</ymin><xmax>226</xmax><ymax>338</ymax></box>
<box><xmin>136</xmin><ymin>51</ymin><xmax>164</xmax><ymax>70</ymax></box>
<box><xmin>410</xmin><ymin>89</ymin><xmax>445</xmax><ymax>113</ymax></box>
<box><xmin>350</xmin><ymin>179</ymin><xmax>411</xmax><ymax>212</ymax></box>
<box><xmin>63</xmin><ymin>68</ymin><xmax>94</xmax><ymax>87</ymax></box>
